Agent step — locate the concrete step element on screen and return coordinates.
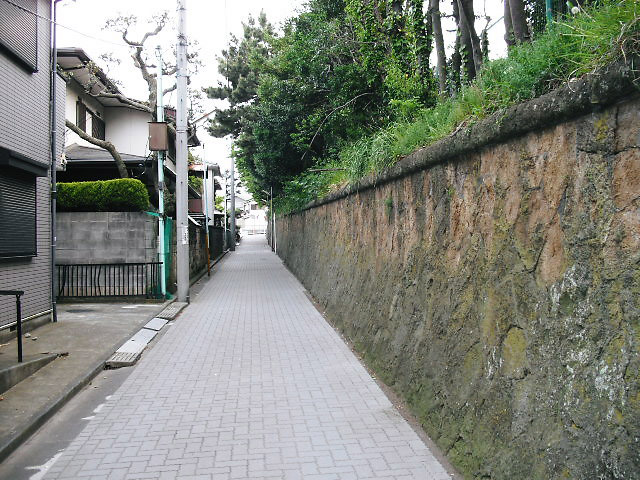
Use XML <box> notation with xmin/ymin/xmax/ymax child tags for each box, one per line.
<box><xmin>0</xmin><ymin>353</ymin><xmax>59</xmax><ymax>395</ymax></box>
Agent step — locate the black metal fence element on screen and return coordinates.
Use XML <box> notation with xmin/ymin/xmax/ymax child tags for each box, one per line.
<box><xmin>56</xmin><ymin>262</ymin><xmax>162</xmax><ymax>299</ymax></box>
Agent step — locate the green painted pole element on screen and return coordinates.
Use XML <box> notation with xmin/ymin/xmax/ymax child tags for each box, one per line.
<box><xmin>546</xmin><ymin>0</ymin><xmax>554</xmax><ymax>24</ymax></box>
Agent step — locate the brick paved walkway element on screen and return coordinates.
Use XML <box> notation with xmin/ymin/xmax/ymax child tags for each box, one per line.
<box><xmin>45</xmin><ymin>237</ymin><xmax>450</xmax><ymax>480</ymax></box>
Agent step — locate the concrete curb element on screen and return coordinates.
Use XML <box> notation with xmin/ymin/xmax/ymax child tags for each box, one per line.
<box><xmin>0</xmin><ymin>299</ymin><xmax>173</xmax><ymax>463</ymax></box>
<box><xmin>0</xmin><ymin>356</ymin><xmax>105</xmax><ymax>463</ymax></box>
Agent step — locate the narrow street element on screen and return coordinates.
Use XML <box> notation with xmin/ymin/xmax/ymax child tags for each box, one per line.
<box><xmin>29</xmin><ymin>236</ymin><xmax>451</xmax><ymax>479</ymax></box>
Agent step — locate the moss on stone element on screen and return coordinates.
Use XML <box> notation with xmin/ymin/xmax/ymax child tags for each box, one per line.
<box><xmin>502</xmin><ymin>328</ymin><xmax>527</xmax><ymax>379</ymax></box>
<box><xmin>278</xmin><ymin>95</ymin><xmax>640</xmax><ymax>479</ymax></box>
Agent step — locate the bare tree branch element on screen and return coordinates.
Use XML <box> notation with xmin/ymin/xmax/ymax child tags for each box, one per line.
<box><xmin>301</xmin><ymin>92</ymin><xmax>373</xmax><ymax>163</ymax></box>
<box><xmin>163</xmin><ymin>84</ymin><xmax>177</xmax><ymax>96</ymax></box>
<box><xmin>163</xmin><ymin>65</ymin><xmax>178</xmax><ymax>76</ymax></box>
<box><xmin>66</xmin><ymin>120</ymin><xmax>129</xmax><ymax>178</ymax></box>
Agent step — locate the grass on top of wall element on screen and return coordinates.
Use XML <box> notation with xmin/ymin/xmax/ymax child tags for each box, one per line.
<box><xmin>275</xmin><ymin>0</ymin><xmax>640</xmax><ymax>214</ymax></box>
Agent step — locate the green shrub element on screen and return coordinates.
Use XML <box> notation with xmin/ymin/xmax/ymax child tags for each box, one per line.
<box><xmin>188</xmin><ymin>175</ymin><xmax>203</xmax><ymax>193</ymax></box>
<box><xmin>57</xmin><ymin>179</ymin><xmax>150</xmax><ymax>212</ymax></box>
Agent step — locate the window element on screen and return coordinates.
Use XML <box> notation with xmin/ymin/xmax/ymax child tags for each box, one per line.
<box><xmin>0</xmin><ymin>0</ymin><xmax>38</xmax><ymax>72</ymax></box>
<box><xmin>0</xmin><ymin>168</ymin><xmax>36</xmax><ymax>258</ymax></box>
<box><xmin>91</xmin><ymin>113</ymin><xmax>105</xmax><ymax>140</ymax></box>
<box><xmin>76</xmin><ymin>100</ymin><xmax>87</xmax><ymax>132</ymax></box>
<box><xmin>251</xmin><ymin>203</ymin><xmax>258</xmax><ymax>210</ymax></box>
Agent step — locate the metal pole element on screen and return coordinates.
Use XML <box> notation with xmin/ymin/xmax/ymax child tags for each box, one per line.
<box><xmin>155</xmin><ymin>47</ymin><xmax>167</xmax><ymax>298</ymax></box>
<box><xmin>546</xmin><ymin>0</ymin><xmax>553</xmax><ymax>24</ymax></box>
<box><xmin>176</xmin><ymin>0</ymin><xmax>189</xmax><ymax>302</ymax></box>
<box><xmin>270</xmin><ymin>187</ymin><xmax>274</xmax><ymax>251</ymax></box>
<box><xmin>16</xmin><ymin>294</ymin><xmax>22</xmax><ymax>363</ymax></box>
<box><xmin>230</xmin><ymin>159</ymin><xmax>236</xmax><ymax>251</ymax></box>
<box><xmin>50</xmin><ymin>0</ymin><xmax>61</xmax><ymax>322</ymax></box>
<box><xmin>203</xmin><ymin>164</ymin><xmax>211</xmax><ymax>276</ymax></box>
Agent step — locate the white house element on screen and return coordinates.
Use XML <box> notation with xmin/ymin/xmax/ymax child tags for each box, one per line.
<box><xmin>58</xmin><ymin>48</ymin><xmax>151</xmax><ymax>159</ymax></box>
<box><xmin>56</xmin><ymin>48</ymin><xmax>204</xmax><ymax>212</ymax></box>
<box><xmin>241</xmin><ymin>200</ymin><xmax>268</xmax><ymax>235</ymax></box>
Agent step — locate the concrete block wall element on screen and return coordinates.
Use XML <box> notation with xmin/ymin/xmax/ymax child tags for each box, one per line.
<box><xmin>57</xmin><ymin>212</ymin><xmax>158</xmax><ymax>264</ymax></box>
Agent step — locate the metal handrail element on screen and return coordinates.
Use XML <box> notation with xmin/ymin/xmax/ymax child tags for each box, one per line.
<box><xmin>0</xmin><ymin>290</ymin><xmax>24</xmax><ymax>362</ymax></box>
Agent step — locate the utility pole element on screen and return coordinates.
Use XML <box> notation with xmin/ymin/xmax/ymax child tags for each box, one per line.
<box><xmin>230</xmin><ymin>158</ymin><xmax>236</xmax><ymax>251</ymax></box>
<box><xmin>176</xmin><ymin>0</ymin><xmax>189</xmax><ymax>302</ymax></box>
<box><xmin>155</xmin><ymin>47</ymin><xmax>167</xmax><ymax>298</ymax></box>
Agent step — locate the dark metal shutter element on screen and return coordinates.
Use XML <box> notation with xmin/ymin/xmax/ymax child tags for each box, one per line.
<box><xmin>92</xmin><ymin>114</ymin><xmax>105</xmax><ymax>140</ymax></box>
<box><xmin>76</xmin><ymin>101</ymin><xmax>86</xmax><ymax>132</ymax></box>
<box><xmin>0</xmin><ymin>0</ymin><xmax>38</xmax><ymax>72</ymax></box>
<box><xmin>0</xmin><ymin>168</ymin><xmax>37</xmax><ymax>258</ymax></box>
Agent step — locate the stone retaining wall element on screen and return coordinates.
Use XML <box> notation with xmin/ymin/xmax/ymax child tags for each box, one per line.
<box><xmin>276</xmin><ymin>62</ymin><xmax>640</xmax><ymax>480</ymax></box>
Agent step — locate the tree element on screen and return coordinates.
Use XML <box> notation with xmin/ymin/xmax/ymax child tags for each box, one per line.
<box><xmin>504</xmin><ymin>0</ymin><xmax>531</xmax><ymax>46</ymax></box>
<box><xmin>64</xmin><ymin>12</ymin><xmax>200</xmax><ymax>178</ymax></box>
<box><xmin>215</xmin><ymin>195</ymin><xmax>224</xmax><ymax>212</ymax></box>
<box><xmin>408</xmin><ymin>0</ymin><xmax>432</xmax><ymax>79</ymax></box>
<box><xmin>453</xmin><ymin>0</ymin><xmax>483</xmax><ymax>82</ymax></box>
<box><xmin>429</xmin><ymin>0</ymin><xmax>447</xmax><ymax>95</ymax></box>
<box><xmin>210</xmin><ymin>3</ymin><xmax>390</xmax><ymax>198</ymax></box>
<box><xmin>205</xmin><ymin>12</ymin><xmax>274</xmax><ymax>139</ymax></box>
<box><xmin>210</xmin><ymin>0</ymin><xmax>442</xmax><ymax>201</ymax></box>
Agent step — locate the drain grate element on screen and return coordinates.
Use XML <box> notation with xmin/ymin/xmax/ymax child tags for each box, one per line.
<box><xmin>156</xmin><ymin>302</ymin><xmax>187</xmax><ymax>320</ymax></box>
<box><xmin>66</xmin><ymin>309</ymin><xmax>94</xmax><ymax>313</ymax></box>
<box><xmin>106</xmin><ymin>351</ymin><xmax>141</xmax><ymax>368</ymax></box>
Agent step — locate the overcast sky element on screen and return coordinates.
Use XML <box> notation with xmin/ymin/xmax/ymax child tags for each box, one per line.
<box><xmin>57</xmin><ymin>0</ymin><xmax>505</xmax><ymax>176</ymax></box>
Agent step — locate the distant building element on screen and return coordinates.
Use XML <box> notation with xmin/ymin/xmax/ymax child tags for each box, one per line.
<box><xmin>241</xmin><ymin>200</ymin><xmax>268</xmax><ymax>235</ymax></box>
<box><xmin>188</xmin><ymin>162</ymin><xmax>222</xmax><ymax>226</ymax></box>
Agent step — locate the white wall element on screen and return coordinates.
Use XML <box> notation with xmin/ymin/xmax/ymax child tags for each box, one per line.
<box><xmin>64</xmin><ymin>81</ymin><xmax>105</xmax><ymax>149</ymax></box>
<box><xmin>103</xmin><ymin>107</ymin><xmax>151</xmax><ymax>157</ymax></box>
<box><xmin>243</xmin><ymin>206</ymin><xmax>268</xmax><ymax>234</ymax></box>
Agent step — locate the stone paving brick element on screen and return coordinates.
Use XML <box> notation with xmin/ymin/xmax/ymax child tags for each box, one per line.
<box><xmin>44</xmin><ymin>237</ymin><xmax>451</xmax><ymax>480</ymax></box>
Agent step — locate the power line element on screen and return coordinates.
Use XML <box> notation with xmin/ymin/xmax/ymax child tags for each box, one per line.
<box><xmin>0</xmin><ymin>0</ymin><xmax>140</xmax><ymax>49</ymax></box>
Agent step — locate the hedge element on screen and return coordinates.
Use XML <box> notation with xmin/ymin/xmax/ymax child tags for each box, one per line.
<box><xmin>57</xmin><ymin>179</ymin><xmax>150</xmax><ymax>212</ymax></box>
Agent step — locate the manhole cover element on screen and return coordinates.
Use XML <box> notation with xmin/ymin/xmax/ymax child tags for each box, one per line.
<box><xmin>66</xmin><ymin>309</ymin><xmax>94</xmax><ymax>313</ymax></box>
